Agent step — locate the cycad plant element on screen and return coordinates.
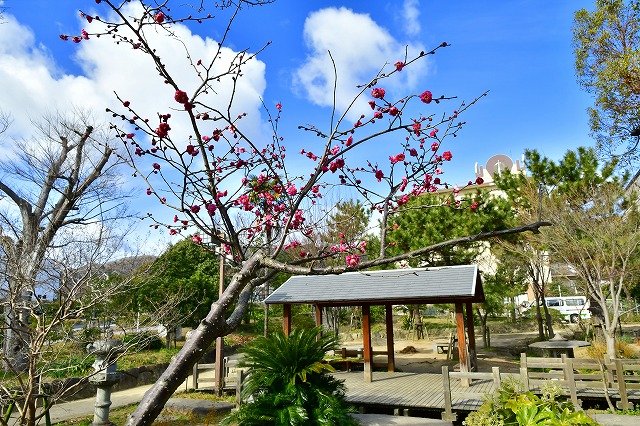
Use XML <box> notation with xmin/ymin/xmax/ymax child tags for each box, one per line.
<box><xmin>221</xmin><ymin>326</ymin><xmax>358</xmax><ymax>426</ymax></box>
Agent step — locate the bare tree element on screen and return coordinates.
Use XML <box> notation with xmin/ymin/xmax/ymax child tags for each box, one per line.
<box><xmin>542</xmin><ymin>182</ymin><xmax>640</xmax><ymax>356</ymax></box>
<box><xmin>0</xmin><ymin>110</ymin><xmax>155</xmax><ymax>425</ymax></box>
<box><xmin>0</xmin><ymin>110</ymin><xmax>126</xmax><ymax>368</ymax></box>
<box><xmin>59</xmin><ymin>3</ymin><xmax>549</xmax><ymax>424</ymax></box>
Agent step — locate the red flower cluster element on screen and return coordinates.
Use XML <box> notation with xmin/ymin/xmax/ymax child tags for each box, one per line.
<box><xmin>420</xmin><ymin>91</ymin><xmax>433</xmax><ymax>104</ymax></box>
<box><xmin>389</xmin><ymin>153</ymin><xmax>405</xmax><ymax>164</ymax></box>
<box><xmin>155</xmin><ymin>122</ymin><xmax>171</xmax><ymax>138</ymax></box>
<box><xmin>174</xmin><ymin>90</ymin><xmax>188</xmax><ymax>104</ymax></box>
<box><xmin>345</xmin><ymin>254</ymin><xmax>360</xmax><ymax>267</ymax></box>
<box><xmin>185</xmin><ymin>144</ymin><xmax>199</xmax><ymax>156</ymax></box>
<box><xmin>371</xmin><ymin>87</ymin><xmax>386</xmax><ymax>99</ymax></box>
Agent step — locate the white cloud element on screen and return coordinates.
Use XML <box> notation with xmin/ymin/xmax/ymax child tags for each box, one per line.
<box><xmin>401</xmin><ymin>0</ymin><xmax>421</xmax><ymax>37</ymax></box>
<box><xmin>0</xmin><ymin>4</ymin><xmax>267</xmax><ymax>149</ymax></box>
<box><xmin>0</xmin><ymin>5</ymin><xmax>269</xmax><ymax>249</ymax></box>
<box><xmin>293</xmin><ymin>7</ymin><xmax>427</xmax><ymax>122</ymax></box>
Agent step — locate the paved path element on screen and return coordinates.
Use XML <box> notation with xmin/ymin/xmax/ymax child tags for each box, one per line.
<box><xmin>47</xmin><ymin>369</ymin><xmax>211</xmax><ymax>424</ymax></box>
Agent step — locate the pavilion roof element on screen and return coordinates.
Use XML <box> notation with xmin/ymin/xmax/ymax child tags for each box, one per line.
<box><xmin>264</xmin><ymin>264</ymin><xmax>484</xmax><ymax>306</ymax></box>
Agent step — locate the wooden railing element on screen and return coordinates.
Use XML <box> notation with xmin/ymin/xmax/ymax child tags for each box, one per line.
<box><xmin>442</xmin><ymin>366</ymin><xmax>501</xmax><ymax>421</ymax></box>
<box><xmin>519</xmin><ymin>354</ymin><xmax>640</xmax><ymax>410</ymax></box>
<box><xmin>442</xmin><ymin>354</ymin><xmax>640</xmax><ymax>419</ymax></box>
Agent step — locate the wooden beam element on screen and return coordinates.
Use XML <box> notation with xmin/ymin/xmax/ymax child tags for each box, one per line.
<box><xmin>465</xmin><ymin>301</ymin><xmax>478</xmax><ymax>371</ymax></box>
<box><xmin>362</xmin><ymin>304</ymin><xmax>373</xmax><ymax>382</ymax></box>
<box><xmin>283</xmin><ymin>304</ymin><xmax>291</xmax><ymax>336</ymax></box>
<box><xmin>385</xmin><ymin>303</ymin><xmax>395</xmax><ymax>372</ymax></box>
<box><xmin>455</xmin><ymin>302</ymin><xmax>469</xmax><ymax>386</ymax></box>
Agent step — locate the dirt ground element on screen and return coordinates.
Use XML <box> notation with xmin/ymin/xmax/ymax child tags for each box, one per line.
<box><xmin>338</xmin><ymin>324</ymin><xmax>640</xmax><ymax>374</ymax></box>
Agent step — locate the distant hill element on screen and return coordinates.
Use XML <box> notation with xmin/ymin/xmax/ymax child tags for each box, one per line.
<box><xmin>98</xmin><ymin>255</ymin><xmax>157</xmax><ymax>277</ymax></box>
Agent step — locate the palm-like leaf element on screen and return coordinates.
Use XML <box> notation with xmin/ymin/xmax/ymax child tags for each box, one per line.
<box><xmin>222</xmin><ymin>327</ymin><xmax>358</xmax><ymax>426</ymax></box>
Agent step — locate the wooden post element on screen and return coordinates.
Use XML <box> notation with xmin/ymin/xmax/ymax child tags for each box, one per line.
<box><xmin>362</xmin><ymin>304</ymin><xmax>373</xmax><ymax>382</ymax></box>
<box><xmin>520</xmin><ymin>353</ymin><xmax>530</xmax><ymax>391</ymax></box>
<box><xmin>441</xmin><ymin>366</ymin><xmax>456</xmax><ymax>422</ymax></box>
<box><xmin>314</xmin><ymin>304</ymin><xmax>322</xmax><ymax>327</ymax></box>
<box><xmin>455</xmin><ymin>302</ymin><xmax>469</xmax><ymax>386</ymax></box>
<box><xmin>563</xmin><ymin>356</ymin><xmax>580</xmax><ymax>410</ymax></box>
<box><xmin>385</xmin><ymin>303</ymin><xmax>395</xmax><ymax>372</ymax></box>
<box><xmin>214</xmin><ymin>252</ymin><xmax>225</xmax><ymax>395</ymax></box>
<box><xmin>283</xmin><ymin>304</ymin><xmax>291</xmax><ymax>336</ymax></box>
<box><xmin>615</xmin><ymin>358</ymin><xmax>630</xmax><ymax>410</ymax></box>
<box><xmin>465</xmin><ymin>301</ymin><xmax>478</xmax><ymax>371</ymax></box>
<box><xmin>492</xmin><ymin>366</ymin><xmax>501</xmax><ymax>387</ymax></box>
<box><xmin>235</xmin><ymin>369</ymin><xmax>245</xmax><ymax>407</ymax></box>
<box><xmin>192</xmin><ymin>362</ymin><xmax>199</xmax><ymax>390</ymax></box>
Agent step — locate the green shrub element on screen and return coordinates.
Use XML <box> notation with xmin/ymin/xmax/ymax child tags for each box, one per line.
<box><xmin>291</xmin><ymin>312</ymin><xmax>316</xmax><ymax>331</ymax></box>
<box><xmin>221</xmin><ymin>327</ymin><xmax>357</xmax><ymax>426</ymax></box>
<box><xmin>463</xmin><ymin>378</ymin><xmax>596</xmax><ymax>426</ymax></box>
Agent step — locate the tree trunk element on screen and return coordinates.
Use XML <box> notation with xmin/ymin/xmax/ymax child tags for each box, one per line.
<box><xmin>262</xmin><ymin>227</ymin><xmax>272</xmax><ymax>337</ymax></box>
<box><xmin>535</xmin><ymin>298</ymin><xmax>545</xmax><ymax>340</ymax></box>
<box><xmin>481</xmin><ymin>314</ymin><xmax>488</xmax><ymax>348</ymax></box>
<box><xmin>543</xmin><ymin>304</ymin><xmax>555</xmax><ymax>339</ymax></box>
<box><xmin>604</xmin><ymin>331</ymin><xmax>617</xmax><ymax>357</ymax></box>
<box><xmin>263</xmin><ymin>284</ymin><xmax>269</xmax><ymax>337</ymax></box>
<box><xmin>124</xmin><ymin>253</ymin><xmax>263</xmax><ymax>426</ymax></box>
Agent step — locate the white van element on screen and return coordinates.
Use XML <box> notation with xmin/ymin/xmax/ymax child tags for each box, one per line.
<box><xmin>549</xmin><ymin>296</ymin><xmax>591</xmax><ymax>323</ymax></box>
<box><xmin>526</xmin><ymin>296</ymin><xmax>590</xmax><ymax>323</ymax></box>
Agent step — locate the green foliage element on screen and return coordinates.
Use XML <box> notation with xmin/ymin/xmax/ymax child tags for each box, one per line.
<box><xmin>573</xmin><ymin>0</ymin><xmax>640</xmax><ymax>163</ymax></box>
<box><xmin>222</xmin><ymin>327</ymin><xmax>357</xmax><ymax>426</ymax></box>
<box><xmin>495</xmin><ymin>148</ymin><xmax>617</xmax><ymax>208</ymax></box>
<box><xmin>75</xmin><ymin>327</ymin><xmax>102</xmax><ymax>348</ymax></box>
<box><xmin>384</xmin><ymin>190</ymin><xmax>516</xmax><ymax>267</ymax></box>
<box><xmin>131</xmin><ymin>239</ymin><xmax>221</xmax><ymax>327</ymax></box>
<box><xmin>480</xmin><ymin>253</ymin><xmax>528</xmax><ymax>319</ymax></box>
<box><xmin>117</xmin><ymin>347</ymin><xmax>179</xmax><ymax>370</ymax></box>
<box><xmin>317</xmin><ymin>199</ymin><xmax>371</xmax><ymax>268</ymax></box>
<box><xmin>463</xmin><ymin>379</ymin><xmax>596</xmax><ymax>426</ymax></box>
<box><xmin>321</xmin><ymin>199</ymin><xmax>371</xmax><ymax>245</ymax></box>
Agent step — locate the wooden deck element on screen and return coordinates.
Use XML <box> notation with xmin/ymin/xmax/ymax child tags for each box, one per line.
<box><xmin>335</xmin><ymin>371</ymin><xmax>495</xmax><ymax>413</ymax></box>
<box><xmin>336</xmin><ymin>369</ymin><xmax>640</xmax><ymax>415</ymax></box>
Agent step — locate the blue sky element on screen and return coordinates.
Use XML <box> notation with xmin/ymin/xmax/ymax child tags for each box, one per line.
<box><xmin>0</xmin><ymin>0</ymin><xmax>594</xmax><ymax>247</ymax></box>
<box><xmin>0</xmin><ymin>1</ymin><xmax>593</xmax><ymax>177</ymax></box>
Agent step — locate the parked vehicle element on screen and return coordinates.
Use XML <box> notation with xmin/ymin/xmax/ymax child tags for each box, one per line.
<box><xmin>524</xmin><ymin>296</ymin><xmax>590</xmax><ymax>323</ymax></box>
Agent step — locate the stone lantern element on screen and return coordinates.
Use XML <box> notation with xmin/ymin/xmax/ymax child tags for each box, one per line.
<box><xmin>87</xmin><ymin>339</ymin><xmax>124</xmax><ymax>426</ymax></box>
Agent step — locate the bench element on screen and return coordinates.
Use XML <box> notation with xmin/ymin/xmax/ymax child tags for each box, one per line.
<box><xmin>328</xmin><ymin>348</ymin><xmax>389</xmax><ymax>371</ymax></box>
<box><xmin>434</xmin><ymin>332</ymin><xmax>458</xmax><ymax>360</ymax></box>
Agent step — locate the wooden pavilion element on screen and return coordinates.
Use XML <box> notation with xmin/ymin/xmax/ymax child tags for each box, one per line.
<box><xmin>264</xmin><ymin>265</ymin><xmax>484</xmax><ymax>382</ymax></box>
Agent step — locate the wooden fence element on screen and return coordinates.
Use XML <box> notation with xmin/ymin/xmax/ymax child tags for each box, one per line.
<box><xmin>191</xmin><ymin>357</ymin><xmax>247</xmax><ymax>391</ymax></box>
